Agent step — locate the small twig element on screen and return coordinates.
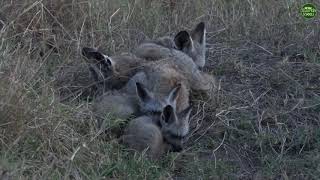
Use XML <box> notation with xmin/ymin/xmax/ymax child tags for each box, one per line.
<box><xmin>298</xmin><ymin>136</ymin><xmax>308</xmax><ymax>154</ymax></box>
<box><xmin>42</xmin><ymin>5</ymin><xmax>72</xmax><ymax>39</ymax></box>
<box><xmin>247</xmin><ymin>41</ymin><xmax>273</xmax><ymax>55</ymax></box>
<box><xmin>193</xmin><ymin>121</ymin><xmax>216</xmax><ymax>142</ymax></box>
<box><xmin>23</xmin><ymin>10</ymin><xmax>41</xmax><ymax>37</ymax></box>
<box><xmin>278</xmin><ymin>68</ymin><xmax>304</xmax><ymax>89</ymax></box>
<box><xmin>251</xmin><ymin>88</ymin><xmax>271</xmax><ymax>107</ymax></box>
<box><xmin>108</xmin><ymin>8</ymin><xmax>120</xmax><ymax>32</ymax></box>
<box><xmin>213</xmin><ymin>132</ymin><xmax>226</xmax><ymax>153</ymax></box>
<box><xmin>70</xmin><ymin>146</ymin><xmax>81</xmax><ymax>161</ymax></box>
<box><xmin>211</xmin><ymin>132</ymin><xmax>226</xmax><ymax>169</ymax></box>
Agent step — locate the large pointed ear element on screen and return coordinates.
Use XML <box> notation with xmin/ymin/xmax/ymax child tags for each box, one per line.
<box><xmin>167</xmin><ymin>83</ymin><xmax>181</xmax><ymax>105</ymax></box>
<box><xmin>174</xmin><ymin>31</ymin><xmax>193</xmax><ymax>50</ymax></box>
<box><xmin>179</xmin><ymin>106</ymin><xmax>192</xmax><ymax>121</ymax></box>
<box><xmin>136</xmin><ymin>82</ymin><xmax>153</xmax><ymax>102</ymax></box>
<box><xmin>82</xmin><ymin>47</ymin><xmax>105</xmax><ymax>61</ymax></box>
<box><xmin>161</xmin><ymin>105</ymin><xmax>177</xmax><ymax>124</ymax></box>
<box><xmin>82</xmin><ymin>47</ymin><xmax>113</xmax><ymax>69</ymax></box>
<box><xmin>191</xmin><ymin>22</ymin><xmax>205</xmax><ymax>44</ymax></box>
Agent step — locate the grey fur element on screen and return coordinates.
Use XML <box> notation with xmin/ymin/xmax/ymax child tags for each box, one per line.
<box><xmin>122</xmin><ymin>104</ymin><xmax>192</xmax><ymax>159</ymax></box>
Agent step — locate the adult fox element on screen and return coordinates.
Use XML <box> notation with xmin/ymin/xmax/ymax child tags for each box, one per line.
<box><xmin>135</xmin><ymin>22</ymin><xmax>206</xmax><ymax>68</ymax></box>
<box><xmin>82</xmin><ymin>22</ymin><xmax>214</xmax><ymax>95</ymax></box>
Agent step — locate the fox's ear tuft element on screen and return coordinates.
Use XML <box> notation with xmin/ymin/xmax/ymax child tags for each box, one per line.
<box><xmin>136</xmin><ymin>82</ymin><xmax>152</xmax><ymax>102</ymax></box>
<box><xmin>191</xmin><ymin>22</ymin><xmax>205</xmax><ymax>44</ymax></box>
<box><xmin>174</xmin><ymin>31</ymin><xmax>193</xmax><ymax>50</ymax></box>
<box><xmin>167</xmin><ymin>83</ymin><xmax>181</xmax><ymax>106</ymax></box>
<box><xmin>105</xmin><ymin>58</ymin><xmax>112</xmax><ymax>67</ymax></box>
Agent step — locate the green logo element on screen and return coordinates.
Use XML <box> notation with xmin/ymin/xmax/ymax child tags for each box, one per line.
<box><xmin>300</xmin><ymin>3</ymin><xmax>317</xmax><ymax>19</ymax></box>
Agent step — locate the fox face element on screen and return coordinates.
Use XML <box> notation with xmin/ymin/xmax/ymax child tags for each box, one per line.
<box><xmin>174</xmin><ymin>22</ymin><xmax>206</xmax><ymax>68</ymax></box>
<box><xmin>159</xmin><ymin>105</ymin><xmax>192</xmax><ymax>152</ymax></box>
<box><xmin>122</xmin><ymin>104</ymin><xmax>192</xmax><ymax>158</ymax></box>
<box><xmin>135</xmin><ymin>82</ymin><xmax>181</xmax><ymax>116</ymax></box>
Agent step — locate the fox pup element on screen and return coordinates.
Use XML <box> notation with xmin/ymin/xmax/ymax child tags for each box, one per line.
<box><xmin>122</xmin><ymin>63</ymin><xmax>191</xmax><ymax>113</ymax></box>
<box><xmin>122</xmin><ymin>104</ymin><xmax>192</xmax><ymax>159</ymax></box>
<box><xmin>93</xmin><ymin>79</ymin><xmax>182</xmax><ymax>126</ymax></box>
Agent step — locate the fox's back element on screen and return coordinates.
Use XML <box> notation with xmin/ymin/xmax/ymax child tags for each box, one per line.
<box><xmin>111</xmin><ymin>54</ymin><xmax>145</xmax><ymax>75</ymax></box>
<box><xmin>92</xmin><ymin>90</ymin><xmax>138</xmax><ymax>121</ymax></box>
<box><xmin>134</xmin><ymin>43</ymin><xmax>173</xmax><ymax>61</ymax></box>
<box><xmin>135</xmin><ymin>44</ymin><xmax>214</xmax><ymax>92</ymax></box>
<box><xmin>122</xmin><ymin>116</ymin><xmax>166</xmax><ymax>158</ymax></box>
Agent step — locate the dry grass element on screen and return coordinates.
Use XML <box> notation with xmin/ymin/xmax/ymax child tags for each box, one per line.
<box><xmin>0</xmin><ymin>0</ymin><xmax>320</xmax><ymax>179</ymax></box>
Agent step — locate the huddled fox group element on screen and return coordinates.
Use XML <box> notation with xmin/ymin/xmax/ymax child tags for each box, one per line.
<box><xmin>75</xmin><ymin>22</ymin><xmax>214</xmax><ymax>159</ymax></box>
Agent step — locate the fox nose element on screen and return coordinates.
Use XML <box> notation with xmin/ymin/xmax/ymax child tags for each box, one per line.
<box><xmin>172</xmin><ymin>145</ymin><xmax>183</xmax><ymax>152</ymax></box>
